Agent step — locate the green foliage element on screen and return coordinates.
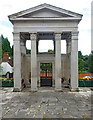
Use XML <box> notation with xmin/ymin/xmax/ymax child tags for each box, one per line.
<box><xmin>78</xmin><ymin>51</ymin><xmax>83</xmax><ymax>58</ymax></box>
<box><xmin>1</xmin><ymin>35</ymin><xmax>12</xmax><ymax>58</ymax></box>
<box><xmin>48</xmin><ymin>49</ymin><xmax>54</xmax><ymax>53</ymax></box>
<box><xmin>26</xmin><ymin>49</ymin><xmax>31</xmax><ymax>54</ymax></box>
<box><xmin>0</xmin><ymin>36</ymin><xmax>2</xmax><ymax>60</ymax></box>
<box><xmin>40</xmin><ymin>63</ymin><xmax>52</xmax><ymax>72</ymax></box>
<box><xmin>0</xmin><ymin>64</ymin><xmax>2</xmax><ymax>73</ymax></box>
<box><xmin>1</xmin><ymin>34</ymin><xmax>31</xmax><ymax>56</ymax></box>
<box><xmin>78</xmin><ymin>51</ymin><xmax>89</xmax><ymax>73</ymax></box>
<box><xmin>78</xmin><ymin>58</ymin><xmax>85</xmax><ymax>72</ymax></box>
<box><xmin>88</xmin><ymin>51</ymin><xmax>93</xmax><ymax>73</ymax></box>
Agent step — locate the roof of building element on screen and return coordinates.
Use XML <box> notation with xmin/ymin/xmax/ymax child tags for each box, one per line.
<box><xmin>8</xmin><ymin>3</ymin><xmax>83</xmax><ymax>22</ymax></box>
<box><xmin>0</xmin><ymin>52</ymin><xmax>13</xmax><ymax>67</ymax></box>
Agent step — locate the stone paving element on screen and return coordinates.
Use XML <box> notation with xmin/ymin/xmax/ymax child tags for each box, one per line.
<box><xmin>0</xmin><ymin>87</ymin><xmax>92</xmax><ymax>119</ymax></box>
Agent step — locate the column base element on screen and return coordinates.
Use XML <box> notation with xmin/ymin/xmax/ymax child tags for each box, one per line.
<box><xmin>70</xmin><ymin>87</ymin><xmax>79</xmax><ymax>92</ymax></box>
<box><xmin>13</xmin><ymin>87</ymin><xmax>22</xmax><ymax>92</ymax></box>
<box><xmin>55</xmin><ymin>88</ymin><xmax>62</xmax><ymax>92</ymax></box>
<box><xmin>31</xmin><ymin>77</ymin><xmax>37</xmax><ymax>92</ymax></box>
<box><xmin>31</xmin><ymin>88</ymin><xmax>38</xmax><ymax>92</ymax></box>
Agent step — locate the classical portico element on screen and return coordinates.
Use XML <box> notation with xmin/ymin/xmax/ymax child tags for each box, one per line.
<box><xmin>8</xmin><ymin>3</ymin><xmax>82</xmax><ymax>91</ymax></box>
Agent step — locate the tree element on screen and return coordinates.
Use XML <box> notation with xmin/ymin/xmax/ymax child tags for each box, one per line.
<box><xmin>1</xmin><ymin>35</ymin><xmax>12</xmax><ymax>58</ymax></box>
<box><xmin>78</xmin><ymin>51</ymin><xmax>83</xmax><ymax>59</ymax></box>
<box><xmin>78</xmin><ymin>58</ymin><xmax>85</xmax><ymax>72</ymax></box>
<box><xmin>78</xmin><ymin>51</ymin><xmax>89</xmax><ymax>73</ymax></box>
<box><xmin>83</xmin><ymin>55</ymin><xmax>89</xmax><ymax>71</ymax></box>
<box><xmin>88</xmin><ymin>51</ymin><xmax>93</xmax><ymax>73</ymax></box>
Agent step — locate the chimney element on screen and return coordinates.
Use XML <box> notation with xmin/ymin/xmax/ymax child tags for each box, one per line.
<box><xmin>3</xmin><ymin>52</ymin><xmax>9</xmax><ymax>62</ymax></box>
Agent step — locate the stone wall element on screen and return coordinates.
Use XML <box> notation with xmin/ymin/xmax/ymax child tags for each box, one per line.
<box><xmin>23</xmin><ymin>54</ymin><xmax>70</xmax><ymax>87</ymax></box>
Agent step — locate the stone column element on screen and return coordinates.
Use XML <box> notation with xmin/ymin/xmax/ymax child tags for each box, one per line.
<box><xmin>38</xmin><ymin>62</ymin><xmax>40</xmax><ymax>87</ymax></box>
<box><xmin>62</xmin><ymin>60</ymin><xmax>64</xmax><ymax>77</ymax></box>
<box><xmin>20</xmin><ymin>40</ymin><xmax>26</xmax><ymax>54</ymax></box>
<box><xmin>30</xmin><ymin>33</ymin><xmax>37</xmax><ymax>91</ymax></box>
<box><xmin>52</xmin><ymin>62</ymin><xmax>55</xmax><ymax>87</ymax></box>
<box><xmin>37</xmin><ymin>61</ymin><xmax>40</xmax><ymax>87</ymax></box>
<box><xmin>66</xmin><ymin>40</ymin><xmax>69</xmax><ymax>82</ymax></box>
<box><xmin>66</xmin><ymin>40</ymin><xmax>69</xmax><ymax>54</ymax></box>
<box><xmin>66</xmin><ymin>40</ymin><xmax>71</xmax><ymax>54</ymax></box>
<box><xmin>66</xmin><ymin>55</ymin><xmax>69</xmax><ymax>84</ymax></box>
<box><xmin>70</xmin><ymin>32</ymin><xmax>78</xmax><ymax>91</ymax></box>
<box><xmin>55</xmin><ymin>33</ymin><xmax>62</xmax><ymax>91</ymax></box>
<box><xmin>20</xmin><ymin>40</ymin><xmax>26</xmax><ymax>83</ymax></box>
<box><xmin>67</xmin><ymin>40</ymin><xmax>71</xmax><ymax>83</ymax></box>
<box><xmin>13</xmin><ymin>33</ymin><xmax>22</xmax><ymax>91</ymax></box>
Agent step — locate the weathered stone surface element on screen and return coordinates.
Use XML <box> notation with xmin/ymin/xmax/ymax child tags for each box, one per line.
<box><xmin>1</xmin><ymin>87</ymin><xmax>92</xmax><ymax>119</ymax></box>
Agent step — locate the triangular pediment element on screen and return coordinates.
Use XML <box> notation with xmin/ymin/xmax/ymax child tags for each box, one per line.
<box><xmin>21</xmin><ymin>8</ymin><xmax>73</xmax><ymax>18</ymax></box>
<box><xmin>9</xmin><ymin>3</ymin><xmax>83</xmax><ymax>20</ymax></box>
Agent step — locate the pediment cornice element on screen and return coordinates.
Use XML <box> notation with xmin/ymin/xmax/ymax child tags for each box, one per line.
<box><xmin>8</xmin><ymin>3</ymin><xmax>83</xmax><ymax>22</ymax></box>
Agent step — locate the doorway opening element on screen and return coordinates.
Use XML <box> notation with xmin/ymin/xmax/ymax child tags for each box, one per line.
<box><xmin>40</xmin><ymin>63</ymin><xmax>52</xmax><ymax>87</ymax></box>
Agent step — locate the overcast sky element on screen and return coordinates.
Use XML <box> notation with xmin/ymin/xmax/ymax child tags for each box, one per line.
<box><xmin>0</xmin><ymin>0</ymin><xmax>92</xmax><ymax>55</ymax></box>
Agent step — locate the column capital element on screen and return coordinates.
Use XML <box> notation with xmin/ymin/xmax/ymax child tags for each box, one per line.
<box><xmin>30</xmin><ymin>33</ymin><xmax>37</xmax><ymax>40</ymax></box>
<box><xmin>13</xmin><ymin>32</ymin><xmax>20</xmax><ymax>41</ymax></box>
<box><xmin>71</xmin><ymin>31</ymin><xmax>79</xmax><ymax>41</ymax></box>
<box><xmin>72</xmin><ymin>31</ymin><xmax>79</xmax><ymax>36</ymax></box>
<box><xmin>55</xmin><ymin>33</ymin><xmax>61</xmax><ymax>40</ymax></box>
<box><xmin>12</xmin><ymin>32</ymin><xmax>19</xmax><ymax>34</ymax></box>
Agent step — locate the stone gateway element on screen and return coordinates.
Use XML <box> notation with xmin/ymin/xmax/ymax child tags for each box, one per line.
<box><xmin>8</xmin><ymin>3</ymin><xmax>83</xmax><ymax>91</ymax></box>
